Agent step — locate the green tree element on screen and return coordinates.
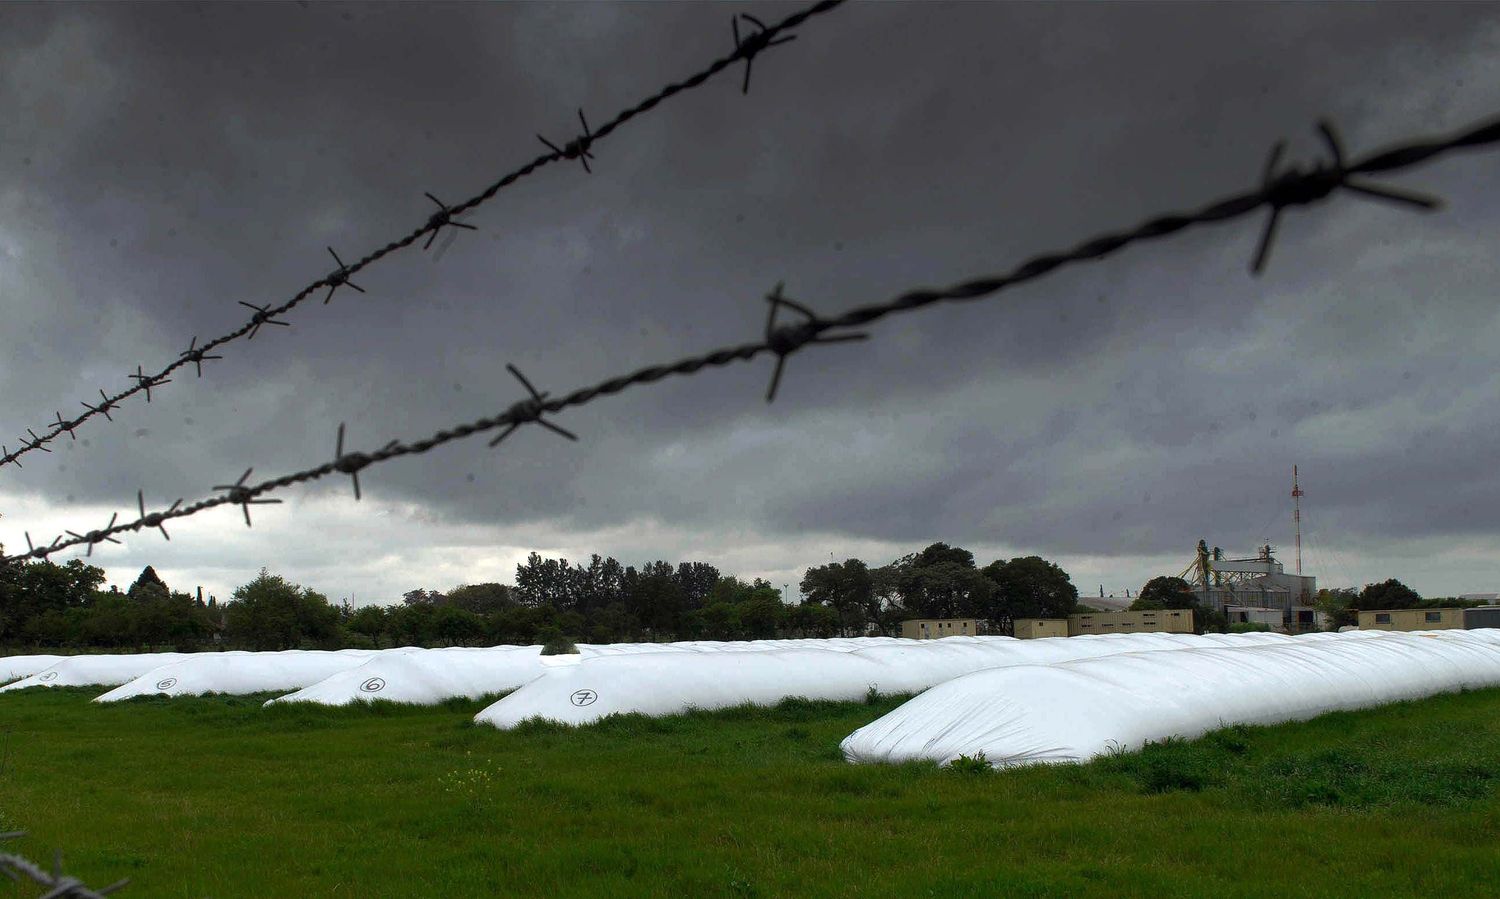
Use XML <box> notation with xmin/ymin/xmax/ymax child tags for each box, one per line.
<box><xmin>431</xmin><ymin>606</ymin><xmax>485</xmax><ymax>646</ymax></box>
<box><xmin>585</xmin><ymin>602</ymin><xmax>640</xmax><ymax>643</ymax></box>
<box><xmin>223</xmin><ymin>570</ymin><xmax>339</xmax><ymax>650</ymax></box>
<box><xmin>894</xmin><ymin>545</ymin><xmax>994</xmax><ymax>620</ymax></box>
<box><xmin>386</xmin><ymin>603</ymin><xmax>436</xmax><ymax>646</ymax></box>
<box><xmin>675</xmin><ymin>562</ymin><xmax>722</xmax><ymax>611</ymax></box>
<box><xmin>913</xmin><ymin>543</ymin><xmax>976</xmax><ymax>569</ymax></box>
<box><xmin>786</xmin><ymin>602</ymin><xmax>840</xmax><ymax>638</ymax></box>
<box><xmin>514</xmin><ymin>553</ymin><xmax>574</xmax><ymax>610</ymax></box>
<box><xmin>0</xmin><ymin>559</ymin><xmax>106</xmax><ymax>645</ymax></box>
<box><xmin>736</xmin><ymin>590</ymin><xmax>785</xmax><ymax>640</ymax></box>
<box><xmin>402</xmin><ymin>588</ymin><xmax>446</xmax><ymax>607</ymax></box>
<box><xmin>126</xmin><ymin>588</ymin><xmax>212</xmax><ymax>649</ymax></box>
<box><xmin>78</xmin><ymin>592</ymin><xmax>137</xmax><ymax>648</ymax></box>
<box><xmin>1132</xmin><ymin>576</ymin><xmax>1226</xmax><ymax>634</ymax></box>
<box><xmin>800</xmin><ymin>560</ymin><xmax>876</xmax><ymax>636</ymax></box>
<box><xmin>487</xmin><ymin>607</ymin><xmax>551</xmax><ymax>645</ymax></box>
<box><xmin>127</xmin><ymin>565</ymin><xmax>170</xmax><ymax>604</ymax></box>
<box><xmin>625</xmin><ymin>561</ymin><xmax>687</xmax><ymax>638</ymax></box>
<box><xmin>982</xmin><ymin>556</ymin><xmax>1079</xmax><ymax>634</ymax></box>
<box><xmin>690</xmin><ymin>602</ymin><xmax>741</xmax><ymax>640</ymax></box>
<box><xmin>446</xmin><ymin>583</ymin><xmax>515</xmax><ymax>615</ymax></box>
<box><xmin>1314</xmin><ymin>587</ymin><xmax>1358</xmax><ymax>630</ymax></box>
<box><xmin>1131</xmin><ymin>576</ymin><xmax>1197</xmax><ymax>610</ymax></box>
<box><xmin>1355</xmin><ymin>579</ymin><xmax>1421</xmax><ymax>611</ymax></box>
<box><xmin>346</xmin><ymin>605</ymin><xmax>389</xmax><ymax>646</ymax></box>
<box><xmin>868</xmin><ymin>562</ymin><xmax>913</xmax><ymax>636</ymax></box>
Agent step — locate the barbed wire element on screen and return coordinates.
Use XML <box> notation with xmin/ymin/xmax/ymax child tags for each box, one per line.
<box><xmin>3</xmin><ymin>111</ymin><xmax>1497</xmax><ymax>565</ymax></box>
<box><xmin>0</xmin><ymin>833</ymin><xmax>127</xmax><ymax>898</ymax></box>
<box><xmin>0</xmin><ymin>0</ymin><xmax>845</xmax><ymax>473</ymax></box>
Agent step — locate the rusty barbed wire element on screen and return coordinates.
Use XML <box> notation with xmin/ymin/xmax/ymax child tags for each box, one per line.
<box><xmin>0</xmin><ymin>833</ymin><xmax>128</xmax><ymax>898</ymax></box>
<box><xmin>0</xmin><ymin>0</ymin><xmax>845</xmax><ymax>472</ymax></box>
<box><xmin>2</xmin><ymin>112</ymin><xmax>1497</xmax><ymax>565</ymax></box>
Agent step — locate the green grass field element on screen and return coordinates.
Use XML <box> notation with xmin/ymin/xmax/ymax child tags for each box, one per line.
<box><xmin>3</xmin><ymin>686</ymin><xmax>1500</xmax><ymax>897</ymax></box>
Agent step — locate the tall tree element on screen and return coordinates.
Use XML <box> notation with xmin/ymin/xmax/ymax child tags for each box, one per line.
<box><xmin>446</xmin><ymin>583</ymin><xmax>515</xmax><ymax>615</ymax></box>
<box><xmin>737</xmin><ymin>590</ymin><xmax>785</xmax><ymax>640</ymax></box>
<box><xmin>402</xmin><ymin>588</ymin><xmax>446</xmax><ymax>607</ymax></box>
<box><xmin>675</xmin><ymin>562</ymin><xmax>722</xmax><ymax>611</ymax></box>
<box><xmin>1355</xmin><ymin>579</ymin><xmax>1421</xmax><ymax>611</ymax></box>
<box><xmin>983</xmin><ymin>556</ymin><xmax>1079</xmax><ymax>634</ymax></box>
<box><xmin>800</xmin><ymin>560</ymin><xmax>876</xmax><ymax>636</ymax></box>
<box><xmin>223</xmin><ymin>569</ymin><xmax>339</xmax><ymax>650</ymax></box>
<box><xmin>892</xmin><ymin>545</ymin><xmax>993</xmax><ymax>620</ymax></box>
<box><xmin>913</xmin><ymin>543</ymin><xmax>976</xmax><ymax>569</ymax></box>
<box><xmin>0</xmin><ymin>559</ymin><xmax>106</xmax><ymax>645</ymax></box>
<box><xmin>127</xmin><ymin>565</ymin><xmax>170</xmax><ymax>603</ymax></box>
<box><xmin>1132</xmin><ymin>576</ymin><xmax>1198</xmax><ymax>610</ymax></box>
<box><xmin>627</xmin><ymin>561</ymin><xmax>687</xmax><ymax>637</ymax></box>
<box><xmin>346</xmin><ymin>605</ymin><xmax>389</xmax><ymax>646</ymax></box>
<box><xmin>514</xmin><ymin>553</ymin><xmax>574</xmax><ymax>609</ymax></box>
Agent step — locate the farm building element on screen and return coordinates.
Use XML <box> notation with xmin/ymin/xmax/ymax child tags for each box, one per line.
<box><xmin>1013</xmin><ymin>618</ymin><xmax>1069</xmax><ymax>639</ymax></box>
<box><xmin>1067</xmin><ymin>608</ymin><xmax>1194</xmax><ymax>635</ymax></box>
<box><xmin>901</xmin><ymin>619</ymin><xmax>979</xmax><ymax>640</ymax></box>
<box><xmin>1358</xmin><ymin>609</ymin><xmax>1465</xmax><ymax>631</ymax></box>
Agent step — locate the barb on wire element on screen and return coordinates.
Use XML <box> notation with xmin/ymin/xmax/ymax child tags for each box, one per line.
<box><xmin>22</xmin><ymin>532</ymin><xmax>64</xmax><ymax>560</ymax></box>
<box><xmin>0</xmin><ymin>832</ymin><xmax>128</xmax><ymax>898</ymax></box>
<box><xmin>333</xmin><ymin>424</ymin><xmax>397</xmax><ymax>501</ymax></box>
<box><xmin>762</xmin><ymin>282</ymin><xmax>868</xmax><ymax>403</ymax></box>
<box><xmin>65</xmin><ymin>513</ymin><xmax>121</xmax><ymax>558</ymax></box>
<box><xmin>212</xmin><ymin>468</ymin><xmax>283</xmax><ymax>527</ymax></box>
<box><xmin>129</xmin><ymin>366</ymin><xmax>171</xmax><ymax>403</ymax></box>
<box><xmin>322</xmin><ymin>247</ymin><xmax>366</xmax><ymax>304</ymax></box>
<box><xmin>537</xmin><ymin>109</ymin><xmax>596</xmax><ymax>174</ymax></box>
<box><xmin>21</xmin><ymin>429</ymin><xmax>52</xmax><ymax>454</ymax></box>
<box><xmin>1250</xmin><ymin>120</ymin><xmax>1444</xmax><ymax>274</ymax></box>
<box><xmin>489</xmin><ymin>364</ymin><xmax>579</xmax><ymax>448</ymax></box>
<box><xmin>6</xmin><ymin>109</ymin><xmax>1494</xmax><ymax>566</ymax></box>
<box><xmin>135</xmin><ymin>490</ymin><xmax>183</xmax><ymax>542</ymax></box>
<box><xmin>51</xmin><ymin>413</ymin><xmax>77</xmax><ymax>441</ymax></box>
<box><xmin>421</xmin><ymin>193</ymin><xmax>479</xmax><ymax>251</ymax></box>
<box><xmin>81</xmin><ymin>390</ymin><xmax>117</xmax><ymax>422</ymax></box>
<box><xmin>0</xmin><ymin>0</ymin><xmax>843</xmax><ymax>471</ymax></box>
<box><xmin>179</xmin><ymin>337</ymin><xmax>223</xmax><ymax>378</ymax></box>
<box><xmin>237</xmin><ymin>302</ymin><xmax>291</xmax><ymax>339</ymax></box>
<box><xmin>732</xmin><ymin>13</ymin><xmax>798</xmax><ymax>95</ymax></box>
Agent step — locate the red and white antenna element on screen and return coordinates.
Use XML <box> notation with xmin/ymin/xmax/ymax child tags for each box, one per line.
<box><xmin>1292</xmin><ymin>465</ymin><xmax>1305</xmax><ymax>576</ymax></box>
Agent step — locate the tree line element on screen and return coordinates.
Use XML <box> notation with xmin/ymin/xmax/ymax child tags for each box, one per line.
<box><xmin>2</xmin><ymin>543</ymin><xmax>1454</xmax><ymax>652</ymax></box>
<box><xmin>0</xmin><ymin>543</ymin><xmax>1084</xmax><ymax>651</ymax></box>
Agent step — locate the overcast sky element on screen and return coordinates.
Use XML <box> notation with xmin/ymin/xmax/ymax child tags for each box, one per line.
<box><xmin>2</xmin><ymin>1</ymin><xmax>1498</xmax><ymax>605</ymax></box>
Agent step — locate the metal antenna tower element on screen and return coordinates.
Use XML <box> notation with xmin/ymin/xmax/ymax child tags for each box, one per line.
<box><xmin>1292</xmin><ymin>465</ymin><xmax>1305</xmax><ymax>576</ymax></box>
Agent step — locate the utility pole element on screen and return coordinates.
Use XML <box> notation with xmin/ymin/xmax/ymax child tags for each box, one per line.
<box><xmin>1292</xmin><ymin>465</ymin><xmax>1304</xmax><ymax>577</ymax></box>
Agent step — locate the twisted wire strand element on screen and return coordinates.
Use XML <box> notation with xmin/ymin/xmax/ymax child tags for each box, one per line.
<box><xmin>0</xmin><ymin>0</ymin><xmax>845</xmax><ymax>472</ymax></box>
<box><xmin>0</xmin><ymin>834</ymin><xmax>128</xmax><ymax>898</ymax></box>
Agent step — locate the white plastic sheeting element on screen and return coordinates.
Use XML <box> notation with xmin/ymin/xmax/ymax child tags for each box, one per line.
<box><xmin>840</xmin><ymin>630</ymin><xmax>1500</xmax><ymax>767</ymax></box>
<box><xmin>271</xmin><ymin>637</ymin><xmax>909</xmax><ymax>707</ymax></box>
<box><xmin>269</xmin><ymin>646</ymin><xmax>553</xmax><ymax>706</ymax></box>
<box><xmin>0</xmin><ymin>652</ymin><xmax>192</xmax><ymax>692</ymax></box>
<box><xmin>0</xmin><ymin>655</ymin><xmax>65</xmax><ymax>684</ymax></box>
<box><xmin>472</xmin><ymin>631</ymin><xmax>1321</xmax><ymax>728</ymax></box>
<box><xmin>579</xmin><ymin>637</ymin><xmax>905</xmax><ymax>656</ymax></box>
<box><xmin>94</xmin><ymin>649</ymin><xmax>391</xmax><ymax>702</ymax></box>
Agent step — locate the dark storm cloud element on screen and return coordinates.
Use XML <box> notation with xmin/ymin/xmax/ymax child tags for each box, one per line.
<box><xmin>2</xmin><ymin>1</ymin><xmax>1499</xmax><ymax>600</ymax></box>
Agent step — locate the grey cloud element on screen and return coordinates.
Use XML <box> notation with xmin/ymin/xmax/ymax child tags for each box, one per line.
<box><xmin>3</xmin><ymin>2</ymin><xmax>1499</xmax><ymax>601</ymax></box>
